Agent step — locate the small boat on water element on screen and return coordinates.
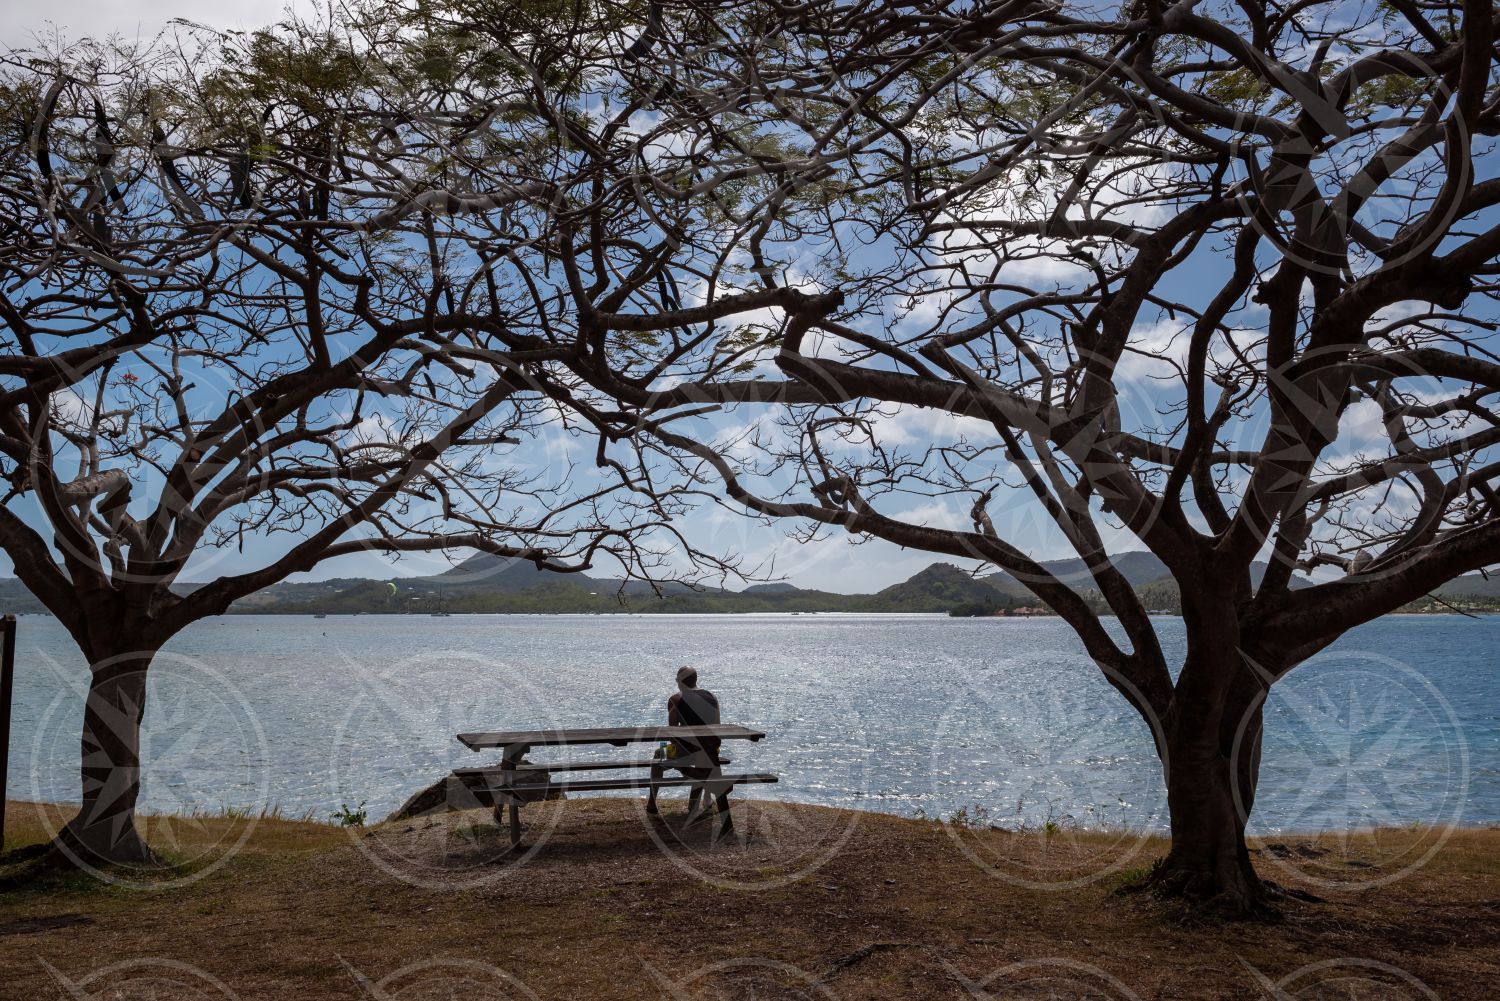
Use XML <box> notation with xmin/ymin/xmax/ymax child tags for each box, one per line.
<box><xmin>314</xmin><ymin>613</ymin><xmax>327</xmax><ymax>619</ymax></box>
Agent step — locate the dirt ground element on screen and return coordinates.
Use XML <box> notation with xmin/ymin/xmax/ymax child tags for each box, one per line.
<box><xmin>1</xmin><ymin>797</ymin><xmax>1497</xmax><ymax>999</ymax></box>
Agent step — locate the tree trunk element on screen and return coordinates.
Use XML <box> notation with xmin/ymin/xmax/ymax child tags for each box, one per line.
<box><xmin>1143</xmin><ymin>596</ymin><xmax>1272</xmax><ymax>916</ymax></box>
<box><xmin>1150</xmin><ymin>723</ymin><xmax>1266</xmax><ymax>914</ymax></box>
<box><xmin>53</xmin><ymin>649</ymin><xmax>159</xmax><ymax>868</ymax></box>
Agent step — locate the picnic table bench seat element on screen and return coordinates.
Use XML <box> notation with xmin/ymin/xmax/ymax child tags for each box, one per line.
<box><xmin>458</xmin><ymin>772</ymin><xmax>779</xmax><ymax>799</ymax></box>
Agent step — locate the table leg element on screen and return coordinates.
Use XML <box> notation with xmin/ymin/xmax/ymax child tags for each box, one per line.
<box><xmin>500</xmin><ymin>741</ymin><xmax>528</xmax><ymax>852</ymax></box>
<box><xmin>715</xmin><ymin>788</ymin><xmax>734</xmax><ymax>841</ymax></box>
<box><xmin>647</xmin><ymin>761</ymin><xmax>666</xmax><ymax>815</ymax></box>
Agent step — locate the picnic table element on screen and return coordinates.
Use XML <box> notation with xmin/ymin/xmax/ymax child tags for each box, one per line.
<box><xmin>451</xmin><ymin>724</ymin><xmax>778</xmax><ymax>849</ymax></box>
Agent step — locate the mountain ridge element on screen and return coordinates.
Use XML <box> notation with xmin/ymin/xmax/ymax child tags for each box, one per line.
<box><xmin>1</xmin><ymin>552</ymin><xmax>1496</xmax><ymax>616</ymax></box>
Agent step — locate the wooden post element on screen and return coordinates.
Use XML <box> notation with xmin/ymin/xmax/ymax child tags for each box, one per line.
<box><xmin>0</xmin><ymin>614</ymin><xmax>15</xmax><ymax>853</ymax></box>
<box><xmin>501</xmin><ymin>742</ymin><xmax>527</xmax><ymax>850</ymax></box>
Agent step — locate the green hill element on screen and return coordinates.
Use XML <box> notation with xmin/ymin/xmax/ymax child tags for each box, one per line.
<box><xmin>0</xmin><ymin>578</ymin><xmax>48</xmax><ymax>614</ymax></box>
<box><xmin>857</xmin><ymin>563</ymin><xmax>1013</xmax><ymax>613</ymax></box>
<box><xmin>215</xmin><ymin>560</ymin><xmax>1016</xmax><ymax>616</ymax></box>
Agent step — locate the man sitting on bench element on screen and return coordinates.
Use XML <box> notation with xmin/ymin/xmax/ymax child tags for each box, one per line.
<box><xmin>646</xmin><ymin>666</ymin><xmax>729</xmax><ymax>827</ymax></box>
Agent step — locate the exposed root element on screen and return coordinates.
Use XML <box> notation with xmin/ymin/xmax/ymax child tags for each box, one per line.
<box><xmin>1</xmin><ymin>828</ymin><xmax>167</xmax><ymax>891</ymax></box>
<box><xmin>0</xmin><ymin>842</ymin><xmax>52</xmax><ymax>867</ymax></box>
<box><xmin>1262</xmin><ymin>879</ymin><xmax>1326</xmax><ymax>904</ymax></box>
<box><xmin>54</xmin><ymin>822</ymin><xmax>163</xmax><ymax>871</ymax></box>
<box><xmin>1138</xmin><ymin>856</ymin><xmax>1285</xmax><ymax>922</ymax></box>
<box><xmin>0</xmin><ymin>843</ymin><xmax>80</xmax><ymax>891</ymax></box>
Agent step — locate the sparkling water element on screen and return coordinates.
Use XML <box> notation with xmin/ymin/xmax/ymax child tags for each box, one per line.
<box><xmin>4</xmin><ymin>612</ymin><xmax>1494</xmax><ymax>833</ymax></box>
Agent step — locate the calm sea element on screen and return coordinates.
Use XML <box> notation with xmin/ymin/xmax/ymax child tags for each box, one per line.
<box><xmin>3</xmin><ymin>613</ymin><xmax>1495</xmax><ymax>833</ymax></box>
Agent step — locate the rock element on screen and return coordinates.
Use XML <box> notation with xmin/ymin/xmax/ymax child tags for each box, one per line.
<box><xmin>384</xmin><ymin>775</ymin><xmax>487</xmax><ymax>822</ymax></box>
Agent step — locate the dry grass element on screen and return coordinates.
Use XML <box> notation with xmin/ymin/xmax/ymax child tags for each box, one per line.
<box><xmin>1</xmin><ymin>797</ymin><xmax>1497</xmax><ymax>1000</ymax></box>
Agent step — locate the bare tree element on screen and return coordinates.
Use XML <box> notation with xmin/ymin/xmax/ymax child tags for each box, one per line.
<box><xmin>0</xmin><ymin>33</ymin><xmax>699</xmax><ymax>868</ymax></box>
<box><xmin>360</xmin><ymin>0</ymin><xmax>1499</xmax><ymax>912</ymax></box>
<box><xmin>10</xmin><ymin>0</ymin><xmax>1496</xmax><ymax>913</ymax></box>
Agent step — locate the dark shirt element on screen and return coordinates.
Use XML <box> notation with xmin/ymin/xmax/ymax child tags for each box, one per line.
<box><xmin>668</xmin><ymin>687</ymin><xmax>721</xmax><ymax>760</ymax></box>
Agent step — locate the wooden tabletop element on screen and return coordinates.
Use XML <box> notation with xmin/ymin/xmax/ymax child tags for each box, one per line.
<box><xmin>456</xmin><ymin>724</ymin><xmax>766</xmax><ymax>752</ymax></box>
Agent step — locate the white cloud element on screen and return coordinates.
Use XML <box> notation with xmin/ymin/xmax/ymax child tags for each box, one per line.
<box><xmin>4</xmin><ymin>0</ymin><xmax>311</xmax><ymax>45</ymax></box>
<box><xmin>51</xmin><ymin>386</ymin><xmax>95</xmax><ymax>427</ymax></box>
<box><xmin>871</xmin><ymin>405</ymin><xmax>991</xmax><ymax>446</ymax></box>
<box><xmin>886</xmin><ymin>500</ymin><xmax>965</xmax><ymax>532</ymax></box>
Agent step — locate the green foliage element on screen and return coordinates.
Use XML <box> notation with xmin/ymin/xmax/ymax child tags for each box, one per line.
<box><xmin>329</xmin><ymin>801</ymin><xmax>368</xmax><ymax>828</ymax></box>
<box><xmin>200</xmin><ymin>26</ymin><xmax>366</xmax><ymax>133</ymax></box>
<box><xmin>1349</xmin><ymin>75</ymin><xmax>1433</xmax><ymax>114</ymax></box>
<box><xmin>1108</xmin><ymin>858</ymin><xmax>1164</xmax><ymax>894</ymax></box>
<box><xmin>1203</xmin><ymin>68</ymin><xmax>1268</xmax><ymax>108</ymax></box>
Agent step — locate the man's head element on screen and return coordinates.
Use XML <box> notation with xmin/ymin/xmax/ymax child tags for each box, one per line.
<box><xmin>676</xmin><ymin>666</ymin><xmax>698</xmax><ymax>689</ymax></box>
